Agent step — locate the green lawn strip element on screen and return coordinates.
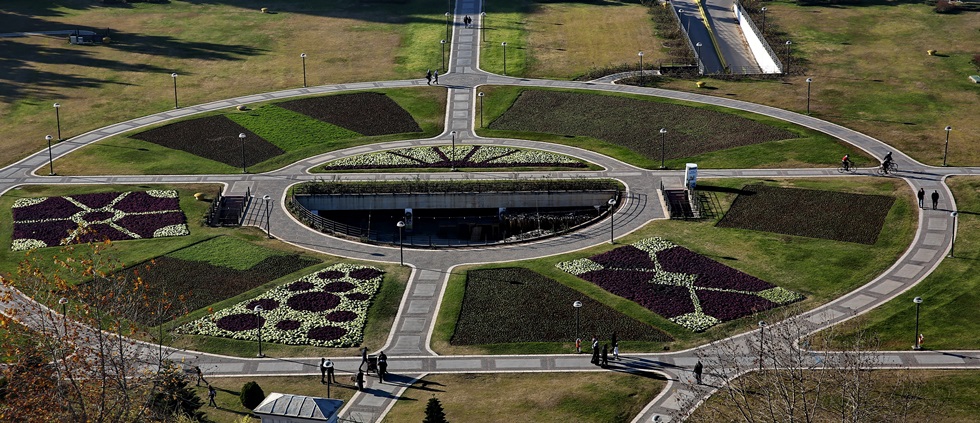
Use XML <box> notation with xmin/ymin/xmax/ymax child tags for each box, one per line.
<box><xmin>54</xmin><ymin>88</ymin><xmax>446</xmax><ymax>176</ymax></box>
<box><xmin>433</xmin><ymin>177</ymin><xmax>914</xmax><ymax>352</ymax></box>
<box><xmin>478</xmin><ymin>3</ymin><xmax>532</xmax><ymax>77</ymax></box>
<box><xmin>475</xmin><ymin>86</ymin><xmax>873</xmax><ymax>169</ymax></box>
<box><xmin>192</xmin><ymin>376</ymin><xmax>357</xmax><ymax>423</ymax></box>
<box><xmin>691</xmin><ymin>370</ymin><xmax>980</xmax><ymax>422</ymax></box>
<box><xmin>166</xmin><ymin>235</ymin><xmax>290</xmax><ymax>270</ymax></box>
<box><xmin>383</xmin><ymin>372</ymin><xmax>664</xmax><ymax>423</ymax></box>
<box><xmin>826</xmin><ymin>176</ymin><xmax>980</xmax><ymax>350</ymax></box>
<box><xmin>170</xmin><ymin>262</ymin><xmax>409</xmax><ymax>358</ymax></box>
<box><xmin>0</xmin><ymin>184</ymin><xmax>224</xmax><ymax>279</ymax></box>
<box><xmin>226</xmin><ymin>105</ymin><xmax>362</xmax><ymax>151</ymax></box>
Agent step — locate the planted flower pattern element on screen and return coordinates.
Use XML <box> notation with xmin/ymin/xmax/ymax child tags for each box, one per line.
<box><xmin>176</xmin><ymin>263</ymin><xmax>384</xmax><ymax>347</ymax></box>
<box><xmin>11</xmin><ymin>190</ymin><xmax>189</xmax><ymax>251</ymax></box>
<box><xmin>557</xmin><ymin>237</ymin><xmax>803</xmax><ymax>332</ymax></box>
<box><xmin>321</xmin><ymin>145</ymin><xmax>587</xmax><ymax>170</ymax></box>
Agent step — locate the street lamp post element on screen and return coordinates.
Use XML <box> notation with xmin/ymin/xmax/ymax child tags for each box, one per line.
<box><xmin>943</xmin><ymin>126</ymin><xmax>952</xmax><ymax>166</ymax></box>
<box><xmin>638</xmin><ymin>51</ymin><xmax>644</xmax><ymax>86</ymax></box>
<box><xmin>45</xmin><ymin>135</ymin><xmax>55</xmax><ymax>176</ymax></box>
<box><xmin>450</xmin><ymin>130</ymin><xmax>458</xmax><ymax>171</ymax></box>
<box><xmin>573</xmin><ymin>300</ymin><xmax>583</xmax><ymax>344</ymax></box>
<box><xmin>171</xmin><ymin>72</ymin><xmax>178</xmax><ymax>109</ymax></box>
<box><xmin>481</xmin><ymin>12</ymin><xmax>487</xmax><ymax>42</ymax></box>
<box><xmin>912</xmin><ymin>297</ymin><xmax>923</xmax><ymax>350</ymax></box>
<box><xmin>445</xmin><ymin>12</ymin><xmax>451</xmax><ymax>44</ymax></box>
<box><xmin>784</xmin><ymin>41</ymin><xmax>792</xmax><ymax>73</ymax></box>
<box><xmin>659</xmin><ymin>128</ymin><xmax>668</xmax><ymax>169</ymax></box>
<box><xmin>758</xmin><ymin>320</ymin><xmax>767</xmax><ymax>370</ymax></box>
<box><xmin>950</xmin><ymin>211</ymin><xmax>958</xmax><ymax>257</ymax></box>
<box><xmin>478</xmin><ymin>92</ymin><xmax>485</xmax><ymax>128</ymax></box>
<box><xmin>300</xmin><ymin>53</ymin><xmax>307</xmax><ymax>88</ymax></box>
<box><xmin>805</xmin><ymin>77</ymin><xmax>813</xmax><ymax>115</ymax></box>
<box><xmin>53</xmin><ymin>103</ymin><xmax>62</xmax><ymax>141</ymax></box>
<box><xmin>760</xmin><ymin>7</ymin><xmax>767</xmax><ymax>35</ymax></box>
<box><xmin>255</xmin><ymin>305</ymin><xmax>265</xmax><ymax>357</ymax></box>
<box><xmin>263</xmin><ymin>195</ymin><xmax>272</xmax><ymax>239</ymax></box>
<box><xmin>397</xmin><ymin>220</ymin><xmax>406</xmax><ymax>266</ymax></box>
<box><xmin>607</xmin><ymin>198</ymin><xmax>616</xmax><ymax>244</ymax></box>
<box><xmin>502</xmin><ymin>42</ymin><xmax>508</xmax><ymax>76</ymax></box>
<box><xmin>58</xmin><ymin>297</ymin><xmax>68</xmax><ymax>335</ymax></box>
<box><xmin>238</xmin><ymin>133</ymin><xmax>247</xmax><ymax>174</ymax></box>
<box><xmin>695</xmin><ymin>42</ymin><xmax>702</xmax><ymax>61</ymax></box>
<box><xmin>441</xmin><ymin>39</ymin><xmax>447</xmax><ymax>72</ymax></box>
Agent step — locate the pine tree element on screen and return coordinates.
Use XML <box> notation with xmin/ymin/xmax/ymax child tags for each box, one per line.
<box><xmin>423</xmin><ymin>397</ymin><xmax>448</xmax><ymax>423</ymax></box>
<box><xmin>148</xmin><ymin>362</ymin><xmax>206</xmax><ymax>421</ymax></box>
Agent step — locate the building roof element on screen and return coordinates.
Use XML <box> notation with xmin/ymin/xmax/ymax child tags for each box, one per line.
<box><xmin>252</xmin><ymin>392</ymin><xmax>344</xmax><ymax>421</ymax></box>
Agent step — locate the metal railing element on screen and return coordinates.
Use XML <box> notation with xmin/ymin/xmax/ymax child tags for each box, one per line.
<box><xmin>668</xmin><ymin>3</ymin><xmax>706</xmax><ymax>75</ymax></box>
<box><xmin>288</xmin><ymin>196</ymin><xmax>377</xmax><ymax>239</ymax></box>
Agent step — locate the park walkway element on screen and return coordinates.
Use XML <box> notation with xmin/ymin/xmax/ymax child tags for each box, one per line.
<box><xmin>2</xmin><ymin>0</ymin><xmax>980</xmax><ymax>421</ymax></box>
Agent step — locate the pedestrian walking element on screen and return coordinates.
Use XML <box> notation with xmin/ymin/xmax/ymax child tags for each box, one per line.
<box><xmin>356</xmin><ymin>370</ymin><xmax>365</xmax><ymax>391</ymax></box>
<box><xmin>610</xmin><ymin>332</ymin><xmax>617</xmax><ymax>351</ymax></box>
<box><xmin>425</xmin><ymin>69</ymin><xmax>432</xmax><ymax>85</ymax></box>
<box><xmin>207</xmin><ymin>384</ymin><xmax>217</xmax><ymax>407</ymax></box>
<box><xmin>433</xmin><ymin>70</ymin><xmax>439</xmax><ymax>84</ymax></box>
<box><xmin>377</xmin><ymin>351</ymin><xmax>388</xmax><ymax>383</ymax></box>
<box><xmin>359</xmin><ymin>346</ymin><xmax>368</xmax><ymax>371</ymax></box>
<box><xmin>590</xmin><ymin>340</ymin><xmax>600</xmax><ymax>366</ymax></box>
<box><xmin>321</xmin><ymin>358</ymin><xmax>335</xmax><ymax>384</ymax></box>
<box><xmin>601</xmin><ymin>344</ymin><xmax>609</xmax><ymax>368</ymax></box>
<box><xmin>575</xmin><ymin>337</ymin><xmax>581</xmax><ymax>354</ymax></box>
<box><xmin>194</xmin><ymin>365</ymin><xmax>206</xmax><ymax>386</ymax></box>
<box><xmin>613</xmin><ymin>342</ymin><xmax>619</xmax><ymax>361</ymax></box>
<box><xmin>694</xmin><ymin>360</ymin><xmax>703</xmax><ymax>384</ymax></box>
<box><xmin>917</xmin><ymin>188</ymin><xmax>925</xmax><ymax>208</ymax></box>
<box><xmin>932</xmin><ymin>190</ymin><xmax>940</xmax><ymax>209</ymax></box>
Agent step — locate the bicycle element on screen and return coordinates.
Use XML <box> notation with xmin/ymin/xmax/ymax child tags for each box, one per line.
<box><xmin>875</xmin><ymin>161</ymin><xmax>898</xmax><ymax>176</ymax></box>
<box><xmin>837</xmin><ymin>161</ymin><xmax>855</xmax><ymax>173</ymax></box>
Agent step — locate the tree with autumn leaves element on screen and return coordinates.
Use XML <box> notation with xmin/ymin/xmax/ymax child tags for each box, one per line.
<box><xmin>0</xmin><ymin>237</ymin><xmax>196</xmax><ymax>422</ymax></box>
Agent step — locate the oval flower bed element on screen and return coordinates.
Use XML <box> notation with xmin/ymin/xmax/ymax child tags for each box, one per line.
<box><xmin>557</xmin><ymin>237</ymin><xmax>803</xmax><ymax>332</ymax></box>
<box><xmin>176</xmin><ymin>263</ymin><xmax>384</xmax><ymax>347</ymax></box>
<box><xmin>11</xmin><ymin>190</ymin><xmax>189</xmax><ymax>251</ymax></box>
<box><xmin>319</xmin><ymin>145</ymin><xmax>588</xmax><ymax>170</ymax></box>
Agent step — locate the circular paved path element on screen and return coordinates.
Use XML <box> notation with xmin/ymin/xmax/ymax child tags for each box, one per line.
<box><xmin>3</xmin><ymin>1</ymin><xmax>980</xmax><ymax>422</ymax></box>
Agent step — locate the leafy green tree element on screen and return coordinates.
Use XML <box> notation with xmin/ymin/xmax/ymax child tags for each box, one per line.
<box><xmin>423</xmin><ymin>397</ymin><xmax>448</xmax><ymax>423</ymax></box>
<box><xmin>239</xmin><ymin>381</ymin><xmax>265</xmax><ymax>410</ymax></box>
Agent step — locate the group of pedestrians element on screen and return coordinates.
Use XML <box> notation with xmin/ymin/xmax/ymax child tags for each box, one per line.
<box><xmin>425</xmin><ymin>69</ymin><xmax>440</xmax><ymax>85</ymax></box>
<box><xmin>589</xmin><ymin>332</ymin><xmax>620</xmax><ymax>368</ymax></box>
<box><xmin>917</xmin><ymin>187</ymin><xmax>941</xmax><ymax>210</ymax></box>
<box><xmin>194</xmin><ymin>366</ymin><xmax>218</xmax><ymax>408</ymax></box>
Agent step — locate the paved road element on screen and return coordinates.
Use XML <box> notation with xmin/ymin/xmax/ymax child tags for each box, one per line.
<box><xmin>2</xmin><ymin>0</ymin><xmax>980</xmax><ymax>421</ymax></box>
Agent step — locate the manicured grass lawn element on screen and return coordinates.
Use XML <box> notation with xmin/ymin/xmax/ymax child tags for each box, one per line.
<box><xmin>479</xmin><ymin>1</ymin><xmax>665</xmax><ymax>80</ymax></box>
<box><xmin>827</xmin><ymin>176</ymin><xmax>980</xmax><ymax>350</ymax></box>
<box><xmin>192</xmin><ymin>376</ymin><xmax>355</xmax><ymax>423</ymax></box>
<box><xmin>656</xmin><ymin>2</ymin><xmax>980</xmax><ymax>166</ymax></box>
<box><xmin>0</xmin><ymin>0</ymin><xmax>452</xmax><ymax>169</ymax></box>
<box><xmin>476</xmin><ymin>86</ymin><xmax>874</xmax><ymax>170</ymax></box>
<box><xmin>434</xmin><ymin>177</ymin><xmax>915</xmax><ymax>353</ymax></box>
<box><xmin>54</xmin><ymin>88</ymin><xmax>446</xmax><ymax>175</ymax></box>
<box><xmin>690</xmin><ymin>370</ymin><xmax>980</xmax><ymax>422</ymax></box>
<box><xmin>382</xmin><ymin>372</ymin><xmax>665</xmax><ymax>423</ymax></box>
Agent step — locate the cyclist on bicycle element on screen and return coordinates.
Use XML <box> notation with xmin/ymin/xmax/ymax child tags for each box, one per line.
<box><xmin>841</xmin><ymin>154</ymin><xmax>851</xmax><ymax>171</ymax></box>
<box><xmin>881</xmin><ymin>152</ymin><xmax>894</xmax><ymax>175</ymax></box>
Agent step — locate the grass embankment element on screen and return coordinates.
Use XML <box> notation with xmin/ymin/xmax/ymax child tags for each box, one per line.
<box><xmin>656</xmin><ymin>2</ymin><xmax>980</xmax><ymax>166</ymax></box>
<box><xmin>192</xmin><ymin>376</ymin><xmax>356</xmax><ymax>423</ymax></box>
<box><xmin>0</xmin><ymin>0</ymin><xmax>452</xmax><ymax>169</ymax></box>
<box><xmin>53</xmin><ymin>88</ymin><xmax>446</xmax><ymax>175</ymax></box>
<box><xmin>476</xmin><ymin>86</ymin><xmax>874</xmax><ymax>170</ymax></box>
<box><xmin>690</xmin><ymin>370</ymin><xmax>980</xmax><ymax>422</ymax></box>
<box><xmin>827</xmin><ymin>176</ymin><xmax>980</xmax><ymax>350</ymax></box>
<box><xmin>382</xmin><ymin>372</ymin><xmax>665</xmax><ymax>423</ymax></box>
<box><xmin>433</xmin><ymin>177</ymin><xmax>915</xmax><ymax>354</ymax></box>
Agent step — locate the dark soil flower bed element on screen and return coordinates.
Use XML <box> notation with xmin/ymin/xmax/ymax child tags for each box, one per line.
<box><xmin>216</xmin><ymin>314</ymin><xmax>264</xmax><ymax>332</ymax></box>
<box><xmin>286</xmin><ymin>291</ymin><xmax>341</xmax><ymax>312</ymax></box>
<box><xmin>277</xmin><ymin>92</ymin><xmax>422</xmax><ymax>136</ymax></box>
<box><xmin>131</xmin><ymin>115</ymin><xmax>284</xmax><ymax>167</ymax></box>
<box><xmin>450</xmin><ymin>267</ymin><xmax>673</xmax><ymax>345</ymax></box>
<box><xmin>716</xmin><ymin>184</ymin><xmax>895</xmax><ymax>244</ymax></box>
<box><xmin>489</xmin><ymin>90</ymin><xmax>797</xmax><ymax>160</ymax></box>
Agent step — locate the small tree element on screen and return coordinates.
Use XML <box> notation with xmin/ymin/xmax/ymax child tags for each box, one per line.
<box><xmin>239</xmin><ymin>381</ymin><xmax>265</xmax><ymax>410</ymax></box>
<box><xmin>148</xmin><ymin>362</ymin><xmax>206</xmax><ymax>421</ymax></box>
<box><xmin>423</xmin><ymin>397</ymin><xmax>448</xmax><ymax>423</ymax></box>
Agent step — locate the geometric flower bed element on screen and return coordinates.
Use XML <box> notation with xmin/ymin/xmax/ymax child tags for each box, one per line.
<box><xmin>489</xmin><ymin>90</ymin><xmax>797</xmax><ymax>162</ymax></box>
<box><xmin>321</xmin><ymin>145</ymin><xmax>587</xmax><ymax>170</ymax></box>
<box><xmin>176</xmin><ymin>263</ymin><xmax>384</xmax><ymax>347</ymax></box>
<box><xmin>11</xmin><ymin>190</ymin><xmax>189</xmax><ymax>251</ymax></box>
<box><xmin>277</xmin><ymin>92</ymin><xmax>422</xmax><ymax>136</ymax></box>
<box><xmin>557</xmin><ymin>237</ymin><xmax>803</xmax><ymax>332</ymax></box>
<box><xmin>716</xmin><ymin>183</ymin><xmax>895</xmax><ymax>245</ymax></box>
<box><xmin>131</xmin><ymin>116</ymin><xmax>285</xmax><ymax>168</ymax></box>
<box><xmin>451</xmin><ymin>267</ymin><xmax>673</xmax><ymax>345</ymax></box>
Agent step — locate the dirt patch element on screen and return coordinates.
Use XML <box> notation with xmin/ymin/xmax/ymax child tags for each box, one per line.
<box><xmin>277</xmin><ymin>92</ymin><xmax>422</xmax><ymax>136</ymax></box>
<box><xmin>132</xmin><ymin>116</ymin><xmax>284</xmax><ymax>167</ymax></box>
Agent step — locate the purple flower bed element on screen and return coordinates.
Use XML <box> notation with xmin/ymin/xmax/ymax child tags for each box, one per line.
<box><xmin>286</xmin><ymin>292</ymin><xmax>341</xmax><ymax>312</ymax></box>
<box><xmin>323</xmin><ymin>282</ymin><xmax>355</xmax><ymax>293</ymax></box>
<box><xmin>11</xmin><ymin>190</ymin><xmax>189</xmax><ymax>251</ymax></box>
<box><xmin>216</xmin><ymin>314</ymin><xmax>265</xmax><ymax>331</ymax></box>
<box><xmin>558</xmin><ymin>237</ymin><xmax>803</xmax><ymax>332</ymax></box>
